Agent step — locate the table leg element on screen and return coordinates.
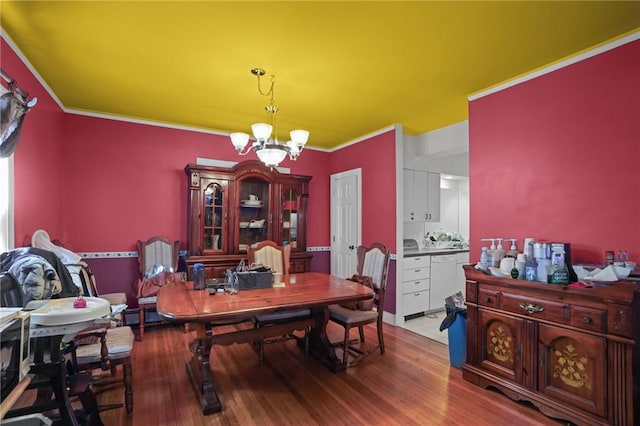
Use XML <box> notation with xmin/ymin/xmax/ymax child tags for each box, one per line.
<box><xmin>304</xmin><ymin>307</ymin><xmax>347</xmax><ymax>372</ymax></box>
<box><xmin>185</xmin><ymin>322</ymin><xmax>222</xmax><ymax>414</ymax></box>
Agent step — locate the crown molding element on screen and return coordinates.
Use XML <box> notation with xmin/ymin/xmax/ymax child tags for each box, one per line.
<box><xmin>469</xmin><ymin>30</ymin><xmax>640</xmax><ymax>101</ymax></box>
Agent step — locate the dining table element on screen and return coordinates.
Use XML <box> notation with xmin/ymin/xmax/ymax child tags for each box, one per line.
<box><xmin>156</xmin><ymin>272</ymin><xmax>374</xmax><ymax>414</ymax></box>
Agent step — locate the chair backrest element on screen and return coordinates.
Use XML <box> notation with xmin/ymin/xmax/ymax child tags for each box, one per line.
<box><xmin>136</xmin><ymin>236</ymin><xmax>180</xmax><ymax>277</ymax></box>
<box><xmin>247</xmin><ymin>240</ymin><xmax>291</xmax><ymax>275</ymax></box>
<box><xmin>0</xmin><ymin>272</ymin><xmax>23</xmax><ymax>307</ymax></box>
<box><xmin>66</xmin><ymin>262</ymin><xmax>99</xmax><ymax>297</ymax></box>
<box><xmin>356</xmin><ymin>243</ymin><xmax>390</xmax><ymax>310</ymax></box>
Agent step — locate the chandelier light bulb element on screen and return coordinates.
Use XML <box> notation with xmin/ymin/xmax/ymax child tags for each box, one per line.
<box><xmin>256</xmin><ymin>145</ymin><xmax>288</xmax><ymax>167</ymax></box>
<box><xmin>290</xmin><ymin>129</ymin><xmax>309</xmax><ymax>145</ymax></box>
<box><xmin>230</xmin><ymin>132</ymin><xmax>250</xmax><ymax>151</ymax></box>
<box><xmin>251</xmin><ymin>123</ymin><xmax>273</xmax><ymax>141</ymax></box>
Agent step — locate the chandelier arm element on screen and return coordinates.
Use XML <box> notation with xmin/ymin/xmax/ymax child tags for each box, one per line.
<box><xmin>237</xmin><ymin>145</ymin><xmax>254</xmax><ymax>156</ymax></box>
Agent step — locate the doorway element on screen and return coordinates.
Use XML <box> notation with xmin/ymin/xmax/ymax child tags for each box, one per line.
<box><xmin>330</xmin><ymin>168</ymin><xmax>361</xmax><ymax>278</ymax></box>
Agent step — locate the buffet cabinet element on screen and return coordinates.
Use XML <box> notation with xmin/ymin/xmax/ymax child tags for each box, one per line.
<box><xmin>462</xmin><ymin>265</ymin><xmax>639</xmax><ymax>426</ymax></box>
<box><xmin>184</xmin><ymin>161</ymin><xmax>312</xmax><ymax>278</ymax></box>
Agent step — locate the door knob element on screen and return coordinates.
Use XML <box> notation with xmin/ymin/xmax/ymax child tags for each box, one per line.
<box><xmin>349</xmin><ymin>245</ymin><xmax>355</xmax><ymax>250</ymax></box>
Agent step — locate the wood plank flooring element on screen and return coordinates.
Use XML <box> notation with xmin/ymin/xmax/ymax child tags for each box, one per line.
<box><xmin>95</xmin><ymin>322</ymin><xmax>562</xmax><ymax>426</ymax></box>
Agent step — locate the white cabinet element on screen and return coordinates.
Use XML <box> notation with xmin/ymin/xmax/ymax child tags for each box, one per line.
<box><xmin>402</xmin><ymin>252</ymin><xmax>470</xmax><ymax>318</ymax></box>
<box><xmin>455</xmin><ymin>252</ymin><xmax>469</xmax><ymax>296</ymax></box>
<box><xmin>403</xmin><ymin>169</ymin><xmax>440</xmax><ymax>222</ymax></box>
<box><xmin>401</xmin><ymin>256</ymin><xmax>430</xmax><ymax>316</ymax></box>
<box><xmin>429</xmin><ymin>254</ymin><xmax>457</xmax><ymax>312</ymax></box>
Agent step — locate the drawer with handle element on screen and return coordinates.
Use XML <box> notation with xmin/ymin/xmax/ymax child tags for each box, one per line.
<box><xmin>403</xmin><ymin>266</ymin><xmax>430</xmax><ymax>281</ymax></box>
<box><xmin>478</xmin><ymin>288</ymin><xmax>501</xmax><ymax>308</ymax></box>
<box><xmin>402</xmin><ymin>290</ymin><xmax>429</xmax><ymax>316</ymax></box>
<box><xmin>404</xmin><ymin>256</ymin><xmax>430</xmax><ymax>269</ymax></box>
<box><xmin>403</xmin><ymin>278</ymin><xmax>429</xmax><ymax>294</ymax></box>
<box><xmin>501</xmin><ymin>293</ymin><xmax>570</xmax><ymax>324</ymax></box>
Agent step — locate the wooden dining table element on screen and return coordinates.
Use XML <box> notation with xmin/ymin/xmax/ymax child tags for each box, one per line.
<box><xmin>156</xmin><ymin>272</ymin><xmax>374</xmax><ymax>414</ymax></box>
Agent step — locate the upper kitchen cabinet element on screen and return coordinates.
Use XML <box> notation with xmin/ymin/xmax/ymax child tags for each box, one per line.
<box><xmin>403</xmin><ymin>169</ymin><xmax>440</xmax><ymax>222</ymax></box>
<box><xmin>184</xmin><ymin>161</ymin><xmax>312</xmax><ymax>277</ymax></box>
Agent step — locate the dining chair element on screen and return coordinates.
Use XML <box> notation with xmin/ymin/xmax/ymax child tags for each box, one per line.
<box><xmin>247</xmin><ymin>240</ymin><xmax>291</xmax><ymax>274</ymax></box>
<box><xmin>63</xmin><ymin>264</ymin><xmax>135</xmax><ymax>415</ymax></box>
<box><xmin>71</xmin><ymin>323</ymin><xmax>135</xmax><ymax>415</ymax></box>
<box><xmin>247</xmin><ymin>240</ymin><xmax>310</xmax><ymax>362</ymax></box>
<box><xmin>135</xmin><ymin>236</ymin><xmax>180</xmax><ymax>341</ymax></box>
<box><xmin>328</xmin><ymin>242</ymin><xmax>390</xmax><ymax>366</ymax></box>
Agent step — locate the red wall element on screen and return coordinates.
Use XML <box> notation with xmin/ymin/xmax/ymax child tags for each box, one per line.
<box><xmin>330</xmin><ymin>130</ymin><xmax>398</xmax><ymax>313</ymax></box>
<box><xmin>330</xmin><ymin>131</ymin><xmax>397</xmax><ymax>251</ymax></box>
<box><xmin>58</xmin><ymin>115</ymin><xmax>332</xmax><ymax>252</ymax></box>
<box><xmin>469</xmin><ymin>40</ymin><xmax>640</xmax><ymax>264</ymax></box>
<box><xmin>2</xmin><ymin>38</ymin><xmax>66</xmax><ymax>246</ymax></box>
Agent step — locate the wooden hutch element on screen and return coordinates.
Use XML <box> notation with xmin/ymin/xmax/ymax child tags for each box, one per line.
<box><xmin>184</xmin><ymin>160</ymin><xmax>312</xmax><ymax>278</ymax></box>
<box><xmin>462</xmin><ymin>265</ymin><xmax>639</xmax><ymax>425</ymax></box>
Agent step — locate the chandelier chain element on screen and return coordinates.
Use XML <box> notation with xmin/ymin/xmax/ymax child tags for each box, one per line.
<box><xmin>256</xmin><ymin>72</ymin><xmax>279</xmax><ymax>142</ymax></box>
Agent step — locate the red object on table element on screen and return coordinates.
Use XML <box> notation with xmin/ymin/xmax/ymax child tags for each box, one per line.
<box><xmin>73</xmin><ymin>297</ymin><xmax>87</xmax><ymax>308</ymax></box>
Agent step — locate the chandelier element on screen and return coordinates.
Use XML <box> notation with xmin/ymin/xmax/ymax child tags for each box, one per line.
<box><xmin>229</xmin><ymin>68</ymin><xmax>309</xmax><ymax>167</ymax></box>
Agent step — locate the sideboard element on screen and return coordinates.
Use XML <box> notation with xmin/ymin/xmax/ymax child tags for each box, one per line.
<box><xmin>463</xmin><ymin>264</ymin><xmax>639</xmax><ymax>426</ymax></box>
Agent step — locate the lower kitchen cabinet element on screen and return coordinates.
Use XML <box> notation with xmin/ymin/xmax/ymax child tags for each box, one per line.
<box><xmin>402</xmin><ymin>251</ymin><xmax>470</xmax><ymax>318</ymax></box>
<box><xmin>463</xmin><ymin>265</ymin><xmax>639</xmax><ymax>426</ymax></box>
<box><xmin>402</xmin><ymin>255</ymin><xmax>430</xmax><ymax>316</ymax></box>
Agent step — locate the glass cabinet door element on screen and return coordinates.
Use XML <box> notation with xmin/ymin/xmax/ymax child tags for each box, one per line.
<box><xmin>238</xmin><ymin>176</ymin><xmax>270</xmax><ymax>252</ymax></box>
<box><xmin>283</xmin><ymin>187</ymin><xmax>299</xmax><ymax>249</ymax></box>
<box><xmin>203</xmin><ymin>182</ymin><xmax>224</xmax><ymax>252</ymax></box>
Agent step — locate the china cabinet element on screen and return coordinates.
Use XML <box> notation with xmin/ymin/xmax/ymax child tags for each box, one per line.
<box><xmin>463</xmin><ymin>265</ymin><xmax>639</xmax><ymax>426</ymax></box>
<box><xmin>185</xmin><ymin>161</ymin><xmax>312</xmax><ymax>278</ymax></box>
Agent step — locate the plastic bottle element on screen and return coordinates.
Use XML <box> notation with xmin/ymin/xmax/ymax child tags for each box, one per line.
<box><xmin>523</xmin><ymin>237</ymin><xmax>535</xmax><ymax>262</ymax></box>
<box><xmin>494</xmin><ymin>239</ymin><xmax>506</xmax><ymax>265</ymax></box>
<box><xmin>505</xmin><ymin>239</ymin><xmax>518</xmax><ymax>258</ymax></box>
<box><xmin>481</xmin><ymin>239</ymin><xmax>497</xmax><ymax>267</ymax></box>
<box><xmin>525</xmin><ymin>259</ymin><xmax>538</xmax><ymax>281</ymax></box>
<box><xmin>479</xmin><ymin>247</ymin><xmax>490</xmax><ymax>270</ymax></box>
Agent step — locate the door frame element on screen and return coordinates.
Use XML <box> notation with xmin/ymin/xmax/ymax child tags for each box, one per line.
<box><xmin>330</xmin><ymin>168</ymin><xmax>362</xmax><ymax>277</ymax></box>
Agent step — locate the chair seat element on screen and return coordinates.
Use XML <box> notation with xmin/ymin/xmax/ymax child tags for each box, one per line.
<box><xmin>328</xmin><ymin>304</ymin><xmax>378</xmax><ymax>324</ymax></box>
<box><xmin>100</xmin><ymin>292</ymin><xmax>127</xmax><ymax>305</ymax></box>
<box><xmin>138</xmin><ymin>296</ymin><xmax>157</xmax><ymax>305</ymax></box>
<box><xmin>105</xmin><ymin>326</ymin><xmax>135</xmax><ymax>357</ymax></box>
<box><xmin>76</xmin><ymin>326</ymin><xmax>134</xmax><ymax>363</ymax></box>
<box><xmin>256</xmin><ymin>309</ymin><xmax>311</xmax><ymax>323</ymax></box>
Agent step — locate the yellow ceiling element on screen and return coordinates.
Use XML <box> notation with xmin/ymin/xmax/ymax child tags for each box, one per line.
<box><xmin>2</xmin><ymin>1</ymin><xmax>639</xmax><ymax>149</ymax></box>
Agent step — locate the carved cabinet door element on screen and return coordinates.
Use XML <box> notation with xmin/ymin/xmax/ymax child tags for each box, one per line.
<box><xmin>478</xmin><ymin>309</ymin><xmax>524</xmax><ymax>384</ymax></box>
<box><xmin>201</xmin><ymin>180</ymin><xmax>228</xmax><ymax>254</ymax></box>
<box><xmin>537</xmin><ymin>324</ymin><xmax>606</xmax><ymax>417</ymax></box>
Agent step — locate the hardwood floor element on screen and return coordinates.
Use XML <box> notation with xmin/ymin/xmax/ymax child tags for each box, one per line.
<box><xmin>96</xmin><ymin>321</ymin><xmax>561</xmax><ymax>426</ymax></box>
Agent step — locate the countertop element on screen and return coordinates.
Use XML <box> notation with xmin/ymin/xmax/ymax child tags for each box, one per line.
<box><xmin>403</xmin><ymin>248</ymin><xmax>469</xmax><ymax>257</ymax></box>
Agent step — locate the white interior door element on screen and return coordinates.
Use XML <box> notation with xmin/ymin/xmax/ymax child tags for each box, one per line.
<box><xmin>330</xmin><ymin>168</ymin><xmax>361</xmax><ymax>278</ymax></box>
